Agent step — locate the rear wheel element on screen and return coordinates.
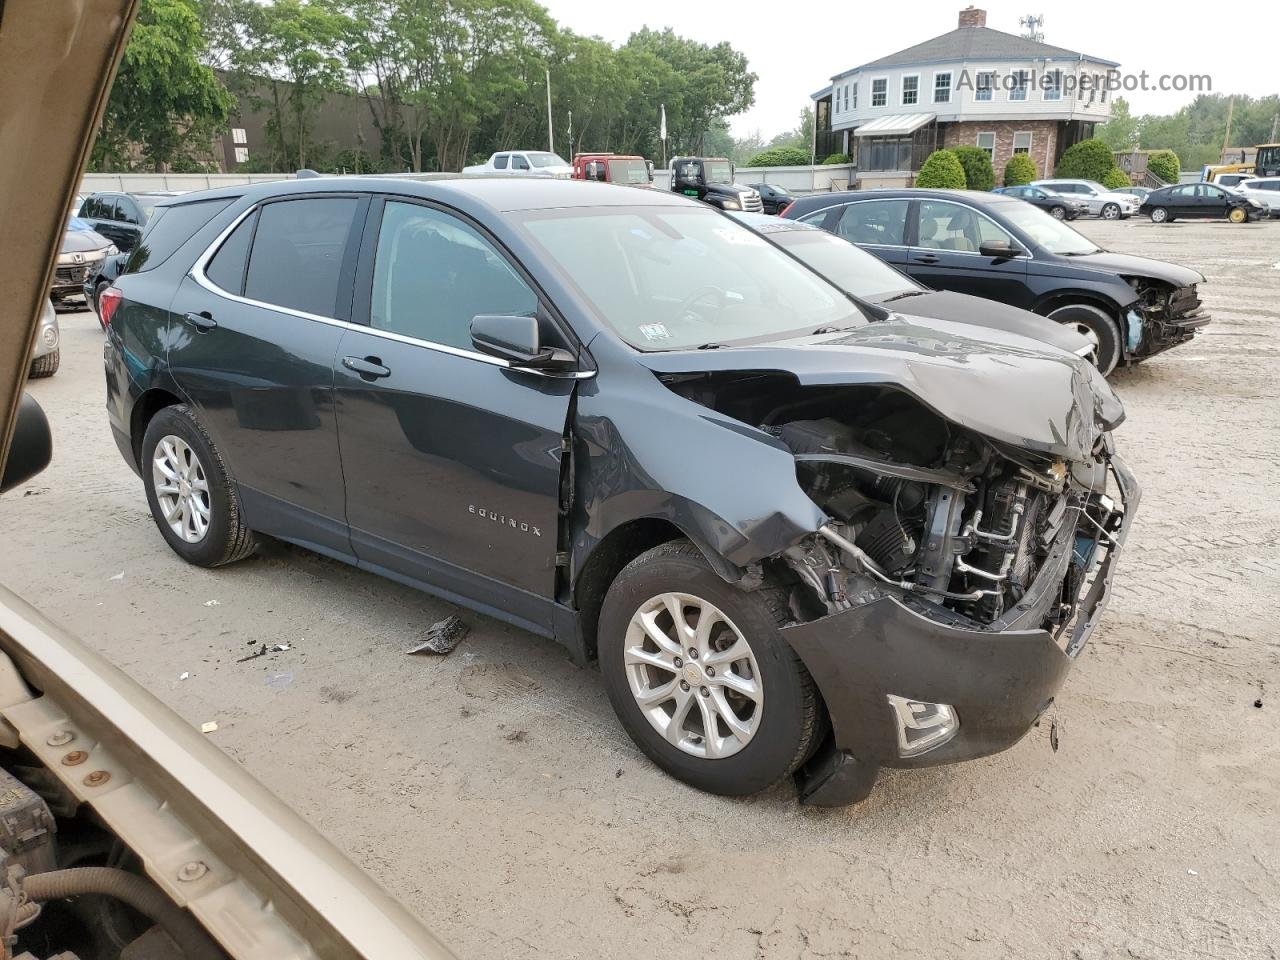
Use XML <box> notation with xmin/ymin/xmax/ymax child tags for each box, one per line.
<box><xmin>1149</xmin><ymin>207</ymin><xmax>1169</xmax><ymax>223</ymax></box>
<box><xmin>1048</xmin><ymin>303</ymin><xmax>1123</xmax><ymax>376</ymax></box>
<box><xmin>598</xmin><ymin>541</ymin><xmax>822</xmax><ymax>797</ymax></box>
<box><xmin>28</xmin><ymin>350</ymin><xmax>59</xmax><ymax>379</ymax></box>
<box><xmin>1101</xmin><ymin>202</ymin><xmax>1121</xmax><ymax>220</ymax></box>
<box><xmin>141</xmin><ymin>405</ymin><xmax>256</xmax><ymax>567</ymax></box>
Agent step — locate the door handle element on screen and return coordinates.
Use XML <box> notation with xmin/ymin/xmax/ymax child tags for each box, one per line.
<box><xmin>342</xmin><ymin>355</ymin><xmax>391</xmax><ymax>380</ymax></box>
<box><xmin>184</xmin><ymin>311</ymin><xmax>217</xmax><ymax>332</ymax></box>
<box><xmin>912</xmin><ymin>254</ymin><xmax>940</xmax><ymax>264</ymax></box>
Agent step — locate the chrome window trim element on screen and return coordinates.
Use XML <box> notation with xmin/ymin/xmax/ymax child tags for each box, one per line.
<box><xmin>189</xmin><ymin>203</ymin><xmax>595</xmax><ymax>380</ymax></box>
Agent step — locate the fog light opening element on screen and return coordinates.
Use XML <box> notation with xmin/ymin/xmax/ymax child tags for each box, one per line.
<box><xmin>887</xmin><ymin>695</ymin><xmax>959</xmax><ymax>758</ymax></box>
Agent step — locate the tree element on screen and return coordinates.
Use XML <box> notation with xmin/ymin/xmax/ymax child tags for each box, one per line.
<box><xmin>745</xmin><ymin>145</ymin><xmax>810</xmax><ymax>167</ymax></box>
<box><xmin>91</xmin><ymin>0</ymin><xmax>232</xmax><ymax>171</ymax></box>
<box><xmin>1003</xmin><ymin>153</ymin><xmax>1037</xmax><ymax>185</ymax></box>
<box><xmin>1055</xmin><ymin>138</ymin><xmax>1118</xmax><ymax>180</ymax></box>
<box><xmin>1097</xmin><ymin>96</ymin><xmax>1138</xmax><ymax>151</ymax></box>
<box><xmin>822</xmin><ymin>153</ymin><xmax>850</xmax><ymax>164</ymax></box>
<box><xmin>915</xmin><ymin>150</ymin><xmax>966</xmax><ymax>189</ymax></box>
<box><xmin>1146</xmin><ymin>149</ymin><xmax>1180</xmax><ymax>184</ymax></box>
<box><xmin>1101</xmin><ymin>168</ymin><xmax>1131</xmax><ymax>189</ymax></box>
<box><xmin>952</xmin><ymin>145</ymin><xmax>994</xmax><ymax>190</ymax></box>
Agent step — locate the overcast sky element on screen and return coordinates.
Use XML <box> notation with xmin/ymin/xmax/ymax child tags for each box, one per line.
<box><xmin>540</xmin><ymin>0</ymin><xmax>1277</xmax><ymax>138</ymax></box>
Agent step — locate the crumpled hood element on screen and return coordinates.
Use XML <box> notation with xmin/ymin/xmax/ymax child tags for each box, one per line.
<box><xmin>637</xmin><ymin>314</ymin><xmax>1125</xmax><ymax>463</ymax></box>
<box><xmin>1062</xmin><ymin>250</ymin><xmax>1204</xmax><ymax>287</ymax></box>
<box><xmin>891</xmin><ymin>290</ymin><xmax>1090</xmax><ymax>355</ymax></box>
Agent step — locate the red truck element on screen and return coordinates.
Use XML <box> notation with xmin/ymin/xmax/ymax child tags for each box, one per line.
<box><xmin>572</xmin><ymin>153</ymin><xmax>654</xmax><ymax>187</ymax></box>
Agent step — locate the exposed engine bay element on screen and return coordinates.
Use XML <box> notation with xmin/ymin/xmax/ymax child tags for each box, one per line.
<box><xmin>663</xmin><ymin>372</ymin><xmax>1125</xmax><ymax>641</ymax></box>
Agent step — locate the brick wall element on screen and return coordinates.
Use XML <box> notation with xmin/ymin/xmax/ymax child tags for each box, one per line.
<box><xmin>943</xmin><ymin>119</ymin><xmax>1060</xmax><ymax>183</ymax></box>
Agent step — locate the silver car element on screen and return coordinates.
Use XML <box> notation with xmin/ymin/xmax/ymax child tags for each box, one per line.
<box><xmin>1032</xmin><ymin>179</ymin><xmax>1139</xmax><ymax>219</ymax></box>
<box><xmin>29</xmin><ymin>298</ymin><xmax>59</xmax><ymax>378</ymax></box>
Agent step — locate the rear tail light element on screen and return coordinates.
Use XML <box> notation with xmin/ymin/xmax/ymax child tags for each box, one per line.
<box><xmin>99</xmin><ymin>285</ymin><xmax>123</xmax><ymax>328</ymax></box>
<box><xmin>778</xmin><ymin>201</ymin><xmax>795</xmax><ymax>217</ymax></box>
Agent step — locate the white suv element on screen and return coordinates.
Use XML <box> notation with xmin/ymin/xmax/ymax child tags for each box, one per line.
<box><xmin>1032</xmin><ymin>179</ymin><xmax>1139</xmax><ymax>220</ymax></box>
<box><xmin>1232</xmin><ymin>177</ymin><xmax>1280</xmax><ymax>217</ymax></box>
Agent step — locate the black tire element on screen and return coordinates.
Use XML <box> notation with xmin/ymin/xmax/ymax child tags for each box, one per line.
<box><xmin>1049</xmin><ymin>205</ymin><xmax>1066</xmax><ymax>220</ymax></box>
<box><xmin>28</xmin><ymin>350</ymin><xmax>59</xmax><ymax>379</ymax></box>
<box><xmin>1149</xmin><ymin>207</ymin><xmax>1169</xmax><ymax>224</ymax></box>
<box><xmin>141</xmin><ymin>404</ymin><xmax>256</xmax><ymax>567</ymax></box>
<box><xmin>598</xmin><ymin>540</ymin><xmax>822</xmax><ymax>797</ymax></box>
<box><xmin>1101</xmin><ymin>202</ymin><xmax>1121</xmax><ymax>220</ymax></box>
<box><xmin>1048</xmin><ymin>303</ymin><xmax>1123</xmax><ymax>376</ymax></box>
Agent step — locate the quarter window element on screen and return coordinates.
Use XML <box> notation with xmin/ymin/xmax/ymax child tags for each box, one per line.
<box><xmin>916</xmin><ymin>200</ymin><xmax>1012</xmax><ymax>253</ymax></box>
<box><xmin>206</xmin><ymin>209</ymin><xmax>257</xmax><ymax>294</ymax></box>
<box><xmin>370</xmin><ymin>201</ymin><xmax>538</xmax><ymax>351</ymax></box>
<box><xmin>834</xmin><ymin>199</ymin><xmax>910</xmax><ymax>246</ymax></box>
<box><xmin>934</xmin><ymin>73</ymin><xmax>952</xmax><ymax>103</ymax></box>
<box><xmin>871</xmin><ymin>78</ymin><xmax>887</xmax><ymax>107</ymax></box>
<box><xmin>243</xmin><ymin>197</ymin><xmax>358</xmax><ymax>317</ymax></box>
<box><xmin>902</xmin><ymin>75</ymin><xmax>919</xmax><ymax>106</ymax></box>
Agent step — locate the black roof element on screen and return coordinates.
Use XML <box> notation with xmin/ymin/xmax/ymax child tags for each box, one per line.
<box><xmin>784</xmin><ymin>188</ymin><xmax>1023</xmax><ymax>216</ymax></box>
<box><xmin>841</xmin><ymin>25</ymin><xmax>1117</xmax><ymax>74</ymax></box>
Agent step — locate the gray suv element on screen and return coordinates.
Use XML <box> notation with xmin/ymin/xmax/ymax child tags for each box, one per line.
<box><xmin>1032</xmin><ymin>179</ymin><xmax>1138</xmax><ymax>219</ymax></box>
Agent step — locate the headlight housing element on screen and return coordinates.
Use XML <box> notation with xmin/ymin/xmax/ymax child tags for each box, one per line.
<box><xmin>106</xmin><ymin>244</ymin><xmax>118</xmax><ymax>256</ymax></box>
<box><xmin>721</xmin><ymin>199</ymin><xmax>741</xmax><ymax>211</ymax></box>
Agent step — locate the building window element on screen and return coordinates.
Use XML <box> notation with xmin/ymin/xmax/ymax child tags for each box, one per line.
<box><xmin>859</xmin><ymin>136</ymin><xmax>914</xmax><ymax>171</ymax></box>
<box><xmin>871</xmin><ymin>78</ymin><xmax>887</xmax><ymax>107</ymax></box>
<box><xmin>1013</xmin><ymin>132</ymin><xmax>1033</xmax><ymax>155</ymax></box>
<box><xmin>975</xmin><ymin>72</ymin><xmax>995</xmax><ymax>102</ymax></box>
<box><xmin>1100</xmin><ymin>88</ymin><xmax>1107</xmax><ymax>103</ymax></box>
<box><xmin>902</xmin><ymin>75</ymin><xmax>919</xmax><ymax>106</ymax></box>
<box><xmin>232</xmin><ymin>128</ymin><xmax>247</xmax><ymax>145</ymax></box>
<box><xmin>1009</xmin><ymin>70</ymin><xmax>1029</xmax><ymax>101</ymax></box>
<box><xmin>852</xmin><ymin>82</ymin><xmax>858</xmax><ymax>109</ymax></box>
<box><xmin>234</xmin><ymin>147</ymin><xmax>249</xmax><ymax>164</ymax></box>
<box><xmin>933</xmin><ymin>72</ymin><xmax>952</xmax><ymax>103</ymax></box>
<box><xmin>1043</xmin><ymin>69</ymin><xmax>1062</xmax><ymax>101</ymax></box>
<box><xmin>976</xmin><ymin>132</ymin><xmax>996</xmax><ymax>161</ymax></box>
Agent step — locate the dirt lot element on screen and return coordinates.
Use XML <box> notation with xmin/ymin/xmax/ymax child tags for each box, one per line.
<box><xmin>3</xmin><ymin>217</ymin><xmax>1278</xmax><ymax>958</ymax></box>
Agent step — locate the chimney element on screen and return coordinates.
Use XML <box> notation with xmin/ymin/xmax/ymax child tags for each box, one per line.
<box><xmin>958</xmin><ymin>6</ymin><xmax>987</xmax><ymax>27</ymax></box>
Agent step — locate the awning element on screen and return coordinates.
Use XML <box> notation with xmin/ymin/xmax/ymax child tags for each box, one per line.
<box><xmin>854</xmin><ymin>113</ymin><xmax>936</xmax><ymax>137</ymax></box>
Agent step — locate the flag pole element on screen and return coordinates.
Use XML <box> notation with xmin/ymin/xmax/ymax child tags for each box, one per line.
<box><xmin>546</xmin><ymin>68</ymin><xmax>554</xmax><ymax>153</ymax></box>
<box><xmin>660</xmin><ymin>103</ymin><xmax>667</xmax><ymax>170</ymax></box>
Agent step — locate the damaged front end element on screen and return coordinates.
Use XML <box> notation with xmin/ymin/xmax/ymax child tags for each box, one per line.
<box><xmin>654</xmin><ymin>325</ymin><xmax>1139</xmax><ymax>806</ymax></box>
<box><xmin>1125</xmin><ymin>275</ymin><xmax>1211</xmax><ymax>360</ymax></box>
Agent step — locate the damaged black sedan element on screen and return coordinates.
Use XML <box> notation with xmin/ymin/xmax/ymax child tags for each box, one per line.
<box><xmin>103</xmin><ymin>179</ymin><xmax>1137</xmax><ymax>806</ymax></box>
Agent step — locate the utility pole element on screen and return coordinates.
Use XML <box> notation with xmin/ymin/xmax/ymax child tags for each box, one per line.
<box><xmin>546</xmin><ymin>68</ymin><xmax>554</xmax><ymax>154</ymax></box>
<box><xmin>568</xmin><ymin>110</ymin><xmax>573</xmax><ymax>158</ymax></box>
<box><xmin>1271</xmin><ymin>113</ymin><xmax>1278</xmax><ymax>143</ymax></box>
<box><xmin>1221</xmin><ymin>95</ymin><xmax>1235</xmax><ymax>158</ymax></box>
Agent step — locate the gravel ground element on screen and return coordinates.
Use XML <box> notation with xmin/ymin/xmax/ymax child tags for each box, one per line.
<box><xmin>2</xmin><ymin>217</ymin><xmax>1278</xmax><ymax>959</ymax></box>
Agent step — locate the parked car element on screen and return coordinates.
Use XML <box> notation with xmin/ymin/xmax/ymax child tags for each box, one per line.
<box><xmin>103</xmin><ymin>178</ymin><xmax>1135</xmax><ymax>806</ymax></box>
<box><xmin>781</xmin><ymin>188</ymin><xmax>1210</xmax><ymax>374</ymax></box>
<box><xmin>29</xmin><ymin>298</ymin><xmax>60</xmax><ymax>378</ymax></box>
<box><xmin>1140</xmin><ymin>182</ymin><xmax>1267</xmax><ymax>223</ymax></box>
<box><xmin>462</xmin><ymin>150</ymin><xmax>574</xmax><ymax>178</ymax></box>
<box><xmin>1229</xmin><ymin>177</ymin><xmax>1280</xmax><ymax>217</ymax></box>
<box><xmin>77</xmin><ymin>191</ymin><xmax>174</xmax><ymax>251</ymax></box>
<box><xmin>732</xmin><ymin>212</ymin><xmax>1095</xmax><ymax>359</ymax></box>
<box><xmin>992</xmin><ymin>185</ymin><xmax>1087</xmax><ymax>220</ymax></box>
<box><xmin>749</xmin><ymin>182</ymin><xmax>795</xmax><ymax>215</ymax></box>
<box><xmin>54</xmin><ymin>216</ymin><xmax>117</xmax><ymax>306</ymax></box>
<box><xmin>1031</xmin><ymin>179</ymin><xmax>1138</xmax><ymax>219</ymax></box>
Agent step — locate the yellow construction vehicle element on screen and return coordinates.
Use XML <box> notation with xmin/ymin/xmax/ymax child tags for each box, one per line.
<box><xmin>1203</xmin><ymin>143</ymin><xmax>1280</xmax><ymax>183</ymax></box>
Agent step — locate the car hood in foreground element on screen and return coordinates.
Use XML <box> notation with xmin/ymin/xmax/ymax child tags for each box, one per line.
<box><xmin>1048</xmin><ymin>249</ymin><xmax>1204</xmax><ymax>287</ymax></box>
<box><xmin>636</xmin><ymin>315</ymin><xmax>1125</xmax><ymax>462</ymax></box>
<box><xmin>885</xmin><ymin>290</ymin><xmax>1090</xmax><ymax>355</ymax></box>
<box><xmin>61</xmin><ymin>227</ymin><xmax>112</xmax><ymax>254</ymax></box>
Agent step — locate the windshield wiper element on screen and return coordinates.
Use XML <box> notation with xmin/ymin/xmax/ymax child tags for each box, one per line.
<box><xmin>881</xmin><ymin>290</ymin><xmax>927</xmax><ymax>302</ymax></box>
<box><xmin>697</xmin><ymin>342</ymin><xmax>722</xmax><ymax>349</ymax></box>
<box><xmin>1061</xmin><ymin>249</ymin><xmax>1101</xmax><ymax>256</ymax></box>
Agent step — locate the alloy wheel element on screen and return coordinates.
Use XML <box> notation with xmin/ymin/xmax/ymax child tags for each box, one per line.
<box><xmin>1101</xmin><ymin>203</ymin><xmax>1120</xmax><ymax>220</ymax></box>
<box><xmin>152</xmin><ymin>435</ymin><xmax>211</xmax><ymax>543</ymax></box>
<box><xmin>623</xmin><ymin>592</ymin><xmax>763</xmax><ymax>759</ymax></box>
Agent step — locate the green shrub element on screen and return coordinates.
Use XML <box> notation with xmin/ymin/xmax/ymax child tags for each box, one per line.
<box><xmin>1146</xmin><ymin>149</ymin><xmax>1180</xmax><ymax>184</ymax></box>
<box><xmin>1003</xmin><ymin>153</ymin><xmax>1038</xmax><ymax>186</ymax></box>
<box><xmin>821</xmin><ymin>153</ymin><xmax>850</xmax><ymax>164</ymax></box>
<box><xmin>1101</xmin><ymin>167</ymin><xmax>1131</xmax><ymax>190</ymax></box>
<box><xmin>951</xmin><ymin>145</ymin><xmax>995</xmax><ymax>191</ymax></box>
<box><xmin>744</xmin><ymin>145</ymin><xmax>812</xmax><ymax>167</ymax></box>
<box><xmin>1055</xmin><ymin>138</ymin><xmax>1117</xmax><ymax>180</ymax></box>
<box><xmin>915</xmin><ymin>149</ymin><xmax>966</xmax><ymax>189</ymax></box>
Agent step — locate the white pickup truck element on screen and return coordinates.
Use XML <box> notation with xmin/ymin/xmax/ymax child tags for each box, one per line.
<box><xmin>463</xmin><ymin>150</ymin><xmax>574</xmax><ymax>178</ymax></box>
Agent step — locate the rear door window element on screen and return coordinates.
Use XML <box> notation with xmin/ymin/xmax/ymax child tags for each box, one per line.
<box><xmin>126</xmin><ymin>198</ymin><xmax>234</xmax><ymax>273</ymax></box>
<box><xmin>493</xmin><ymin>154</ymin><xmax>508</xmax><ymax>170</ymax></box>
<box><xmin>243</xmin><ymin>197</ymin><xmax>359</xmax><ymax>316</ymax></box>
<box><xmin>204</xmin><ymin>209</ymin><xmax>258</xmax><ymax>294</ymax></box>
<box><xmin>834</xmin><ymin>199</ymin><xmax>910</xmax><ymax>246</ymax></box>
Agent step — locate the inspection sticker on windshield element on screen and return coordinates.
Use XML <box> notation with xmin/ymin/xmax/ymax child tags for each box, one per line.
<box><xmin>639</xmin><ymin>323</ymin><xmax>672</xmax><ymax>342</ymax></box>
<box><xmin>713</xmin><ymin>227</ymin><xmax>766</xmax><ymax>246</ymax></box>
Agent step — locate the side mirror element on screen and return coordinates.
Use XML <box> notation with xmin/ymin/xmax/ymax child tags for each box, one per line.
<box><xmin>1</xmin><ymin>394</ymin><xmax>52</xmax><ymax>495</ymax></box>
<box><xmin>470</xmin><ymin>315</ymin><xmax>575</xmax><ymax>371</ymax></box>
<box><xmin>979</xmin><ymin>240</ymin><xmax>1025</xmax><ymax>258</ymax></box>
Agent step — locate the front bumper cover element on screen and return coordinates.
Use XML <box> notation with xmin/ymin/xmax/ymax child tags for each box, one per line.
<box><xmin>785</xmin><ymin>453</ymin><xmax>1140</xmax><ymax>806</ymax></box>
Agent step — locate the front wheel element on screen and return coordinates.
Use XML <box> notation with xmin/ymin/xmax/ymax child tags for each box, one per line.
<box><xmin>1049</xmin><ymin>205</ymin><xmax>1066</xmax><ymax>220</ymax></box>
<box><xmin>1228</xmin><ymin>206</ymin><xmax>1248</xmax><ymax>224</ymax></box>
<box><xmin>598</xmin><ymin>541</ymin><xmax>823</xmax><ymax>797</ymax></box>
<box><xmin>1150</xmin><ymin>207</ymin><xmax>1169</xmax><ymax>223</ymax></box>
<box><xmin>141</xmin><ymin>404</ymin><xmax>257</xmax><ymax>567</ymax></box>
<box><xmin>1100</xmin><ymin>203</ymin><xmax>1121</xmax><ymax>220</ymax></box>
<box><xmin>28</xmin><ymin>350</ymin><xmax>59</xmax><ymax>379</ymax></box>
<box><xmin>1048</xmin><ymin>303</ymin><xmax>1123</xmax><ymax>376</ymax></box>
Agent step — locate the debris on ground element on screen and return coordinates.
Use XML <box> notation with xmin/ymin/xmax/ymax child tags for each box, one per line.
<box><xmin>266</xmin><ymin>671</ymin><xmax>294</xmax><ymax>690</ymax></box>
<box><xmin>236</xmin><ymin>644</ymin><xmax>268</xmax><ymax>663</ymax></box>
<box><xmin>203</xmin><ymin>599</ymin><xmax>220</xmax><ymax>607</ymax></box>
<box><xmin>1049</xmin><ymin>720</ymin><xmax>1060</xmax><ymax>753</ymax></box>
<box><xmin>272</xmin><ymin>642</ymin><xmax>291</xmax><ymax>653</ymax></box>
<box><xmin>108</xmin><ymin>571</ymin><xmax>124</xmax><ymax>581</ymax></box>
<box><xmin>1255</xmin><ymin>699</ymin><xmax>1264</xmax><ymax>709</ymax></box>
<box><xmin>200</xmin><ymin>721</ymin><xmax>218</xmax><ymax>734</ymax></box>
<box><xmin>505</xmin><ymin>729</ymin><xmax>529</xmax><ymax>743</ymax></box>
<box><xmin>178</xmin><ymin>672</ymin><xmax>190</xmax><ymax>681</ymax></box>
<box><xmin>405</xmin><ymin>615</ymin><xmax>469</xmax><ymax>655</ymax></box>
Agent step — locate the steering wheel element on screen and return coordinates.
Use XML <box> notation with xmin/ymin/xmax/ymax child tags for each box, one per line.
<box><xmin>672</xmin><ymin>285</ymin><xmax>726</xmax><ymax>324</ymax></box>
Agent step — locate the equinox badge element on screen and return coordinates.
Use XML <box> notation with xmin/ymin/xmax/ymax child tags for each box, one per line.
<box><xmin>468</xmin><ymin>504</ymin><xmax>541</xmax><ymax>537</ymax></box>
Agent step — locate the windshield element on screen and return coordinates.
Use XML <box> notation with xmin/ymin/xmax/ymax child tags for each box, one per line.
<box><xmin>518</xmin><ymin>207</ymin><xmax>862</xmax><ymax>350</ymax></box>
<box><xmin>996</xmin><ymin>200</ymin><xmax>1100</xmax><ymax>255</ymax></box>
<box><xmin>704</xmin><ymin>161</ymin><xmax>733</xmax><ymax>183</ymax></box>
<box><xmin>528</xmin><ymin>152</ymin><xmax>568</xmax><ymax>168</ymax></box>
<box><xmin>769</xmin><ymin>229</ymin><xmax>919</xmax><ymax>301</ymax></box>
<box><xmin>608</xmin><ymin>158</ymin><xmax>651</xmax><ymax>184</ymax></box>
<box><xmin>1082</xmin><ymin>180</ymin><xmax>1111</xmax><ymax>194</ymax></box>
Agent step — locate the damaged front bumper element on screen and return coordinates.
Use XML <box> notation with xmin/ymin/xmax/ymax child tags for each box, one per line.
<box><xmin>784</xmin><ymin>453</ymin><xmax>1140</xmax><ymax>806</ymax></box>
